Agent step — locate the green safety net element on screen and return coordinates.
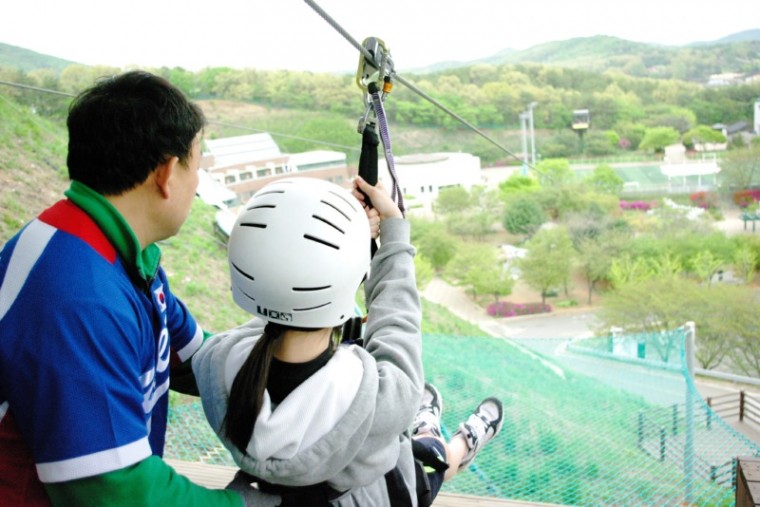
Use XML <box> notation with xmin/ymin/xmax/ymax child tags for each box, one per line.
<box><xmin>166</xmin><ymin>328</ymin><xmax>759</xmax><ymax>506</ymax></box>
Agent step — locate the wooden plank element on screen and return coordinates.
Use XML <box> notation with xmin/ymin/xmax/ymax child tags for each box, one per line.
<box><xmin>166</xmin><ymin>459</ymin><xmax>561</xmax><ymax>506</ymax></box>
<box><xmin>166</xmin><ymin>459</ymin><xmax>237</xmax><ymax>490</ymax></box>
<box><xmin>432</xmin><ymin>492</ymin><xmax>560</xmax><ymax>506</ymax></box>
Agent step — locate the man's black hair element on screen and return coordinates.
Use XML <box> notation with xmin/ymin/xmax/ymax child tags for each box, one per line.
<box><xmin>66</xmin><ymin>70</ymin><xmax>206</xmax><ymax>195</ymax></box>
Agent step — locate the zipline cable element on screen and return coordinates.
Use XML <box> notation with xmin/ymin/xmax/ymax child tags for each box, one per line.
<box><xmin>0</xmin><ymin>80</ymin><xmax>75</xmax><ymax>97</ymax></box>
<box><xmin>0</xmin><ymin>81</ymin><xmax>358</xmax><ymax>152</ymax></box>
<box><xmin>302</xmin><ymin>0</ymin><xmax>540</xmax><ymax>173</ymax></box>
<box><xmin>207</xmin><ymin>121</ymin><xmax>359</xmax><ymax>152</ymax></box>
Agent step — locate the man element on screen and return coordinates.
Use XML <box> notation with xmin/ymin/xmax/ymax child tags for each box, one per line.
<box><xmin>0</xmin><ymin>71</ymin><xmax>278</xmax><ymax>506</ymax></box>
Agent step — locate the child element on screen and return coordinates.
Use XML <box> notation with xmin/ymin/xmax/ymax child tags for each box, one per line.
<box><xmin>193</xmin><ymin>176</ymin><xmax>503</xmax><ymax>506</ymax></box>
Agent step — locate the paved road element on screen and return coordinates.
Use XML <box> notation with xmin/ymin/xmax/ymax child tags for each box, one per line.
<box><xmin>422</xmin><ymin>277</ymin><xmax>597</xmax><ymax>340</ymax></box>
<box><xmin>422</xmin><ymin>277</ymin><xmax>760</xmax><ymax>444</ymax></box>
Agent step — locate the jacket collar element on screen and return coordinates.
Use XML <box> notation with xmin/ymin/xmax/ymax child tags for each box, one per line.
<box><xmin>64</xmin><ymin>180</ymin><xmax>160</xmax><ymax>281</ymax></box>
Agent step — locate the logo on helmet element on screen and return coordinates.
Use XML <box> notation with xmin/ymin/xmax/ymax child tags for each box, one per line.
<box><xmin>257</xmin><ymin>305</ymin><xmax>293</xmax><ymax>322</ymax></box>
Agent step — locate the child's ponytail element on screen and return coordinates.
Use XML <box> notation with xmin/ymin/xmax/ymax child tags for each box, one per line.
<box><xmin>224</xmin><ymin>322</ymin><xmax>285</xmax><ymax>453</ymax></box>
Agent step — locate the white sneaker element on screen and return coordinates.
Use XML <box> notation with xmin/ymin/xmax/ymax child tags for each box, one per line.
<box><xmin>411</xmin><ymin>383</ymin><xmax>443</xmax><ymax>438</ymax></box>
<box><xmin>454</xmin><ymin>397</ymin><xmax>503</xmax><ymax>470</ymax></box>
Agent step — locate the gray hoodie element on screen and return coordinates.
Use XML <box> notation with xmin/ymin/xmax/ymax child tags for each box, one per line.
<box><xmin>193</xmin><ymin>218</ymin><xmax>424</xmax><ymax>506</ymax></box>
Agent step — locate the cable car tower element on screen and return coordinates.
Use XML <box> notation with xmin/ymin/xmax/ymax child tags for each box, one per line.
<box><xmin>572</xmin><ymin>108</ymin><xmax>590</xmax><ymax>154</ymax></box>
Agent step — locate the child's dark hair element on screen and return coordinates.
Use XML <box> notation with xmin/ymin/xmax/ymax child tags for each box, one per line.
<box><xmin>224</xmin><ymin>322</ymin><xmax>285</xmax><ymax>452</ymax></box>
<box><xmin>224</xmin><ymin>322</ymin><xmax>341</xmax><ymax>452</ymax></box>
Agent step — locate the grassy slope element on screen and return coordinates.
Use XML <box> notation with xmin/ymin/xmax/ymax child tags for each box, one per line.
<box><xmin>0</xmin><ymin>95</ymin><xmax>68</xmax><ymax>242</ymax></box>
<box><xmin>199</xmin><ymin>99</ymin><xmax>526</xmax><ymax>168</ymax></box>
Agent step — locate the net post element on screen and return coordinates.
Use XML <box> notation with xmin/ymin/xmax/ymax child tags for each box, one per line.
<box><xmin>684</xmin><ymin>321</ymin><xmax>696</xmax><ymax>505</ymax></box>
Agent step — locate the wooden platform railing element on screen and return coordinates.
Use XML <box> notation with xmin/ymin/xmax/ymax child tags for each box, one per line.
<box><xmin>707</xmin><ymin>391</ymin><xmax>760</xmax><ymax>429</ymax></box>
<box><xmin>166</xmin><ymin>459</ymin><xmax>562</xmax><ymax>507</ymax></box>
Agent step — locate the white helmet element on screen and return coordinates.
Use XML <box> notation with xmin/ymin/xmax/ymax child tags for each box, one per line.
<box><xmin>228</xmin><ymin>177</ymin><xmax>371</xmax><ymax>328</ymax></box>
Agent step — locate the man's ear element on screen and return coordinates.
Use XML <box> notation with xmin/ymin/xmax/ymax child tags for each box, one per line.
<box><xmin>153</xmin><ymin>156</ymin><xmax>179</xmax><ymax>199</ymax></box>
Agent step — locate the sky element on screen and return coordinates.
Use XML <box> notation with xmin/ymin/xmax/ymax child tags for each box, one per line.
<box><xmin>1</xmin><ymin>0</ymin><xmax>758</xmax><ymax>74</ymax></box>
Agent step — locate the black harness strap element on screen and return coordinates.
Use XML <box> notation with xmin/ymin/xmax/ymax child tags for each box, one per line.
<box><xmin>383</xmin><ymin>466</ymin><xmax>414</xmax><ymax>507</ymax></box>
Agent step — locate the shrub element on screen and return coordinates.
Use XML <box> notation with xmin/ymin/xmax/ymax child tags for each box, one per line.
<box><xmin>620</xmin><ymin>200</ymin><xmax>655</xmax><ymax>211</ymax></box>
<box><xmin>733</xmin><ymin>189</ymin><xmax>760</xmax><ymax>208</ymax></box>
<box><xmin>487</xmin><ymin>301</ymin><xmax>552</xmax><ymax>318</ymax></box>
<box><xmin>689</xmin><ymin>191</ymin><xmax>718</xmax><ymax>210</ymax></box>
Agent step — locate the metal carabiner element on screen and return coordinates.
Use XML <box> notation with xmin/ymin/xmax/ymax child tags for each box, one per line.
<box><xmin>356</xmin><ymin>37</ymin><xmax>393</xmax><ymax>93</ymax></box>
<box><xmin>356</xmin><ymin>37</ymin><xmax>393</xmax><ymax>133</ymax></box>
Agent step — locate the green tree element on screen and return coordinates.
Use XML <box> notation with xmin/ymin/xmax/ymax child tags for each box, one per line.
<box><xmin>725</xmin><ymin>289</ymin><xmax>760</xmax><ymax>376</ymax></box>
<box><xmin>638</xmin><ymin>126</ymin><xmax>680</xmax><ymax>153</ymax></box>
<box><xmin>575</xmin><ymin>231</ymin><xmax>628</xmax><ymax>304</ymax></box>
<box><xmin>718</xmin><ymin>144</ymin><xmax>760</xmax><ymax>192</ymax></box>
<box><xmin>608</xmin><ymin>254</ymin><xmax>653</xmax><ymax>288</ymax></box>
<box><xmin>698</xmin><ymin>284</ymin><xmax>757</xmax><ymax>370</ymax></box>
<box><xmin>614</xmin><ymin>121</ymin><xmax>647</xmax><ymax>150</ymax></box>
<box><xmin>681</xmin><ymin>125</ymin><xmax>726</xmax><ymax>150</ymax></box>
<box><xmin>413</xmin><ymin>223</ymin><xmax>459</xmax><ymax>271</ymax></box>
<box><xmin>414</xmin><ymin>254</ymin><xmax>434</xmax><ymax>291</ymax></box>
<box><xmin>433</xmin><ymin>186</ymin><xmax>501</xmax><ymax>239</ymax></box>
<box><xmin>59</xmin><ymin>64</ymin><xmax>121</xmax><ymax>94</ymax></box>
<box><xmin>584</xmin><ymin>131</ymin><xmax>617</xmax><ymax>156</ymax></box>
<box><xmin>642</xmin><ymin>105</ymin><xmax>696</xmax><ymax>133</ymax></box>
<box><xmin>646</xmin><ymin>253</ymin><xmax>682</xmax><ymax>278</ymax></box>
<box><xmin>692</xmin><ymin>250</ymin><xmax>723</xmax><ymax>286</ymax></box>
<box><xmin>534</xmin><ymin>158</ymin><xmax>574</xmax><ymax>187</ymax></box>
<box><xmin>498</xmin><ymin>174</ymin><xmax>540</xmax><ymax>197</ymax></box>
<box><xmin>597</xmin><ymin>276</ymin><xmax>701</xmax><ymax>363</ymax></box>
<box><xmin>733</xmin><ymin>245</ymin><xmax>757</xmax><ymax>283</ymax></box>
<box><xmin>586</xmin><ymin>164</ymin><xmax>624</xmax><ymax>195</ymax></box>
<box><xmin>502</xmin><ymin>195</ymin><xmax>547</xmax><ymax>236</ymax></box>
<box><xmin>432</xmin><ymin>186</ymin><xmax>471</xmax><ymax>215</ymax></box>
<box><xmin>447</xmin><ymin>244</ymin><xmax>513</xmax><ymax>301</ymax></box>
<box><xmin>518</xmin><ymin>227</ymin><xmax>574</xmax><ymax>305</ymax></box>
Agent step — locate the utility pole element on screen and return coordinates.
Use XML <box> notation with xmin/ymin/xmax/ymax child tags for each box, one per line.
<box><xmin>520</xmin><ymin>112</ymin><xmax>529</xmax><ymax>175</ymax></box>
<box><xmin>528</xmin><ymin>102</ymin><xmax>538</xmax><ymax>165</ymax></box>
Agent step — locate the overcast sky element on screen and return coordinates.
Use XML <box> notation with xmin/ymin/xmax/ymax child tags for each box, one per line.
<box><xmin>2</xmin><ymin>0</ymin><xmax>758</xmax><ymax>73</ymax></box>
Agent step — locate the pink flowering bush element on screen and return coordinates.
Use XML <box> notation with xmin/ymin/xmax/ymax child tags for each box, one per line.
<box><xmin>620</xmin><ymin>200</ymin><xmax>655</xmax><ymax>212</ymax></box>
<box><xmin>487</xmin><ymin>301</ymin><xmax>552</xmax><ymax>318</ymax></box>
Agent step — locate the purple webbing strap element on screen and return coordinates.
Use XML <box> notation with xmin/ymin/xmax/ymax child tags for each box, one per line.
<box><xmin>370</xmin><ymin>88</ymin><xmax>405</xmax><ymax>217</ymax></box>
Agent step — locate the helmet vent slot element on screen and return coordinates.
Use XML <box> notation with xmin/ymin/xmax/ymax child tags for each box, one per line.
<box><xmin>292</xmin><ymin>285</ymin><xmax>331</xmax><ymax>292</ymax></box>
<box><xmin>304</xmin><ymin>234</ymin><xmax>339</xmax><ymax>250</ymax></box>
<box><xmin>328</xmin><ymin>190</ymin><xmax>359</xmax><ymax>212</ymax></box>
<box><xmin>239</xmin><ymin>288</ymin><xmax>256</xmax><ymax>302</ymax></box>
<box><xmin>294</xmin><ymin>302</ymin><xmax>331</xmax><ymax>312</ymax></box>
<box><xmin>256</xmin><ymin>190</ymin><xmax>286</xmax><ymax>197</ymax></box>
<box><xmin>320</xmin><ymin>200</ymin><xmax>350</xmax><ymax>221</ymax></box>
<box><xmin>231</xmin><ymin>262</ymin><xmax>255</xmax><ymax>281</ymax></box>
<box><xmin>240</xmin><ymin>222</ymin><xmax>267</xmax><ymax>229</ymax></box>
<box><xmin>312</xmin><ymin>214</ymin><xmax>345</xmax><ymax>234</ymax></box>
<box><xmin>246</xmin><ymin>204</ymin><xmax>276</xmax><ymax>211</ymax></box>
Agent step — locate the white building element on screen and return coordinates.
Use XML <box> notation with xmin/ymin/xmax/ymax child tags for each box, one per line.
<box><xmin>201</xmin><ymin>134</ymin><xmax>353</xmax><ymax>204</ymax></box>
<box><xmin>380</xmin><ymin>152</ymin><xmax>481</xmax><ymax>209</ymax></box>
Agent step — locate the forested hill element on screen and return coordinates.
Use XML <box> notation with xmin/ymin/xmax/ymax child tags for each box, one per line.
<box><xmin>421</xmin><ymin>33</ymin><xmax>760</xmax><ymax>82</ymax></box>
<box><xmin>2</xmin><ymin>29</ymin><xmax>760</xmax><ymax>84</ymax></box>
<box><xmin>0</xmin><ymin>42</ymin><xmax>75</xmax><ymax>73</ymax></box>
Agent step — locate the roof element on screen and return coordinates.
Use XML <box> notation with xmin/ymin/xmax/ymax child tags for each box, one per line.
<box><xmin>203</xmin><ymin>133</ymin><xmax>281</xmax><ymax>167</ymax></box>
<box><xmin>288</xmin><ymin>150</ymin><xmax>346</xmax><ymax>166</ymax></box>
